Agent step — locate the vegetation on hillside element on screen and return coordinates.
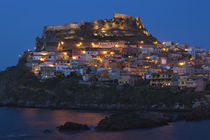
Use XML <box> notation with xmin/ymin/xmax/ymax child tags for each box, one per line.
<box><xmin>0</xmin><ymin>62</ymin><xmax>207</xmax><ymax>109</ymax></box>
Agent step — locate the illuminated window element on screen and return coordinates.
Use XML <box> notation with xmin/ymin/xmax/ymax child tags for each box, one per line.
<box><xmin>76</xmin><ymin>42</ymin><xmax>83</xmax><ymax>47</ymax></box>
<box><xmin>102</xmin><ymin>51</ymin><xmax>107</xmax><ymax>55</ymax></box>
<box><xmin>153</xmin><ymin>41</ymin><xmax>158</xmax><ymax>44</ymax></box>
<box><xmin>140</xmin><ymin>41</ymin><xmax>144</xmax><ymax>44</ymax></box>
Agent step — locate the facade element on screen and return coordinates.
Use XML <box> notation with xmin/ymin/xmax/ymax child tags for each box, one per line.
<box><xmin>40</xmin><ymin>66</ymin><xmax>56</xmax><ymax>79</ymax></box>
<box><xmin>173</xmin><ymin>66</ymin><xmax>194</xmax><ymax>75</ymax></box>
<box><xmin>187</xmin><ymin>77</ymin><xmax>207</xmax><ymax>92</ymax></box>
<box><xmin>24</xmin><ymin>38</ymin><xmax>209</xmax><ymax>92</ymax></box>
<box><xmin>178</xmin><ymin>76</ymin><xmax>188</xmax><ymax>90</ymax></box>
<box><xmin>118</xmin><ymin>71</ymin><xmax>131</xmax><ymax>85</ymax></box>
<box><xmin>150</xmin><ymin>72</ymin><xmax>174</xmax><ymax>88</ymax></box>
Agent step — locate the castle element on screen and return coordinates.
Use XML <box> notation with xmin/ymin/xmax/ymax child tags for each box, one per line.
<box><xmin>35</xmin><ymin>13</ymin><xmax>156</xmax><ymax>51</ymax></box>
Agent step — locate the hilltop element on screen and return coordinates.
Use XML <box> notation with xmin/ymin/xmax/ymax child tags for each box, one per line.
<box><xmin>36</xmin><ymin>13</ymin><xmax>157</xmax><ymax>51</ymax></box>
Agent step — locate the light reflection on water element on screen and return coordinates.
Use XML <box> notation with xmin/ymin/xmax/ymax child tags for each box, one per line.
<box><xmin>0</xmin><ymin>107</ymin><xmax>210</xmax><ymax>140</ymax></box>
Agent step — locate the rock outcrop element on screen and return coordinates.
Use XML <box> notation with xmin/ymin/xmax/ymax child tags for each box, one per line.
<box><xmin>95</xmin><ymin>112</ymin><xmax>173</xmax><ymax>131</ymax></box>
<box><xmin>43</xmin><ymin>129</ymin><xmax>52</xmax><ymax>133</ymax></box>
<box><xmin>36</xmin><ymin>13</ymin><xmax>157</xmax><ymax>51</ymax></box>
<box><xmin>176</xmin><ymin>108</ymin><xmax>210</xmax><ymax>121</ymax></box>
<box><xmin>58</xmin><ymin>122</ymin><xmax>90</xmax><ymax>132</ymax></box>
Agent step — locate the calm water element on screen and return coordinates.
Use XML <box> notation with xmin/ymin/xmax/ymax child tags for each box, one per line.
<box><xmin>0</xmin><ymin>107</ymin><xmax>210</xmax><ymax>140</ymax></box>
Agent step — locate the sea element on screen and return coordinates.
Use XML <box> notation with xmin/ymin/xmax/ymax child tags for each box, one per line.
<box><xmin>0</xmin><ymin>107</ymin><xmax>209</xmax><ymax>140</ymax></box>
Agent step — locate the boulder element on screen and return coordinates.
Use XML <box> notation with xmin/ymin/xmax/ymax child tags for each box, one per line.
<box><xmin>95</xmin><ymin>112</ymin><xmax>173</xmax><ymax>131</ymax></box>
<box><xmin>43</xmin><ymin>129</ymin><xmax>52</xmax><ymax>133</ymax></box>
<box><xmin>176</xmin><ymin>108</ymin><xmax>210</xmax><ymax>121</ymax></box>
<box><xmin>58</xmin><ymin>122</ymin><xmax>90</xmax><ymax>132</ymax></box>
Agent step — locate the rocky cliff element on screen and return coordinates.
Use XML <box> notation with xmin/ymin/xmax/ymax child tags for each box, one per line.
<box><xmin>35</xmin><ymin>13</ymin><xmax>157</xmax><ymax>51</ymax></box>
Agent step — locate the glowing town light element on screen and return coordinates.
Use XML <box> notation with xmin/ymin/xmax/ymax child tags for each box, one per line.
<box><xmin>61</xmin><ymin>41</ymin><xmax>64</xmax><ymax>45</ymax></box>
<box><xmin>40</xmin><ymin>58</ymin><xmax>45</xmax><ymax>61</ymax></box>
<box><xmin>57</xmin><ymin>42</ymin><xmax>63</xmax><ymax>50</ymax></box>
<box><xmin>153</xmin><ymin>41</ymin><xmax>158</xmax><ymax>44</ymax></box>
<box><xmin>66</xmin><ymin>63</ymin><xmax>70</xmax><ymax>66</ymax></box>
<box><xmin>94</xmin><ymin>57</ymin><xmax>102</xmax><ymax>63</ymax></box>
<box><xmin>110</xmin><ymin>52</ymin><xmax>115</xmax><ymax>55</ymax></box>
<box><xmin>76</xmin><ymin>42</ymin><xmax>83</xmax><ymax>47</ymax></box>
<box><xmin>139</xmin><ymin>46</ymin><xmax>143</xmax><ymax>48</ymax></box>
<box><xmin>72</xmin><ymin>56</ymin><xmax>77</xmax><ymax>59</ymax></box>
<box><xmin>162</xmin><ymin>48</ymin><xmax>168</xmax><ymax>52</ymax></box>
<box><xmin>81</xmin><ymin>50</ymin><xmax>86</xmax><ymax>54</ymax></box>
<box><xmin>98</xmin><ymin>58</ymin><xmax>102</xmax><ymax>62</ymax></box>
<box><xmin>146</xmin><ymin>56</ymin><xmax>150</xmax><ymax>59</ymax></box>
<box><xmin>91</xmin><ymin>42</ymin><xmax>95</xmax><ymax>46</ymax></box>
<box><xmin>115</xmin><ymin>45</ymin><xmax>119</xmax><ymax>48</ymax></box>
<box><xmin>48</xmin><ymin>64</ymin><xmax>55</xmax><ymax>67</ymax></box>
<box><xmin>33</xmin><ymin>68</ymin><xmax>39</xmax><ymax>71</ymax></box>
<box><xmin>102</xmin><ymin>51</ymin><xmax>107</xmax><ymax>55</ymax></box>
<box><xmin>41</xmin><ymin>52</ymin><xmax>48</xmax><ymax>56</ymax></box>
<box><xmin>63</xmin><ymin>52</ymin><xmax>67</xmax><ymax>55</ymax></box>
<box><xmin>154</xmin><ymin>60</ymin><xmax>158</xmax><ymax>64</ymax></box>
<box><xmin>184</xmin><ymin>48</ymin><xmax>188</xmax><ymax>51</ymax></box>
<box><xmin>178</xmin><ymin>61</ymin><xmax>185</xmax><ymax>66</ymax></box>
<box><xmin>144</xmin><ymin>66</ymin><xmax>149</xmax><ymax>68</ymax></box>
<box><xmin>140</xmin><ymin>41</ymin><xmax>144</xmax><ymax>44</ymax></box>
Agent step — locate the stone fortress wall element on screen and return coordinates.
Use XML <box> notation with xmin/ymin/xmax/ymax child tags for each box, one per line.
<box><xmin>114</xmin><ymin>13</ymin><xmax>135</xmax><ymax>19</ymax></box>
<box><xmin>44</xmin><ymin>14</ymin><xmax>146</xmax><ymax>32</ymax></box>
<box><xmin>38</xmin><ymin>13</ymin><xmax>151</xmax><ymax>49</ymax></box>
<box><xmin>113</xmin><ymin>13</ymin><xmax>148</xmax><ymax>35</ymax></box>
<box><xmin>92</xmin><ymin>13</ymin><xmax>146</xmax><ymax>31</ymax></box>
<box><xmin>44</xmin><ymin>22</ymin><xmax>84</xmax><ymax>31</ymax></box>
<box><xmin>114</xmin><ymin>13</ymin><xmax>146</xmax><ymax>30</ymax></box>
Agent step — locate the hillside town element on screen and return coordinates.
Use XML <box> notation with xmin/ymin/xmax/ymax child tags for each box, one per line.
<box><xmin>23</xmin><ymin>14</ymin><xmax>210</xmax><ymax>92</ymax></box>
<box><xmin>24</xmin><ymin>40</ymin><xmax>210</xmax><ymax>92</ymax></box>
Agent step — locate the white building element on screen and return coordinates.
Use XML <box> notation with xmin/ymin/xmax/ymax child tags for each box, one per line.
<box><xmin>56</xmin><ymin>65</ymin><xmax>72</xmax><ymax>77</ymax></box>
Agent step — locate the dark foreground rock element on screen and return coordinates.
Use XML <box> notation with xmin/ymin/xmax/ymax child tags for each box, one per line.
<box><xmin>43</xmin><ymin>129</ymin><xmax>52</xmax><ymax>133</ymax></box>
<box><xmin>58</xmin><ymin>122</ymin><xmax>90</xmax><ymax>132</ymax></box>
<box><xmin>176</xmin><ymin>108</ymin><xmax>210</xmax><ymax>121</ymax></box>
<box><xmin>95</xmin><ymin>111</ymin><xmax>173</xmax><ymax>131</ymax></box>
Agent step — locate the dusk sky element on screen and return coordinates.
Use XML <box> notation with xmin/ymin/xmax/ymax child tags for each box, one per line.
<box><xmin>0</xmin><ymin>0</ymin><xmax>209</xmax><ymax>70</ymax></box>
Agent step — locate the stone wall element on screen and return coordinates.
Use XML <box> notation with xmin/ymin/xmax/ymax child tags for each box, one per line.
<box><xmin>45</xmin><ymin>23</ymin><xmax>82</xmax><ymax>31</ymax></box>
<box><xmin>114</xmin><ymin>13</ymin><xmax>135</xmax><ymax>19</ymax></box>
<box><xmin>35</xmin><ymin>13</ymin><xmax>156</xmax><ymax>51</ymax></box>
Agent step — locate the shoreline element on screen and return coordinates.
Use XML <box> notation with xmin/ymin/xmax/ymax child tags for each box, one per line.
<box><xmin>2</xmin><ymin>103</ymin><xmax>210</xmax><ymax>131</ymax></box>
<box><xmin>0</xmin><ymin>103</ymin><xmax>192</xmax><ymax>113</ymax></box>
